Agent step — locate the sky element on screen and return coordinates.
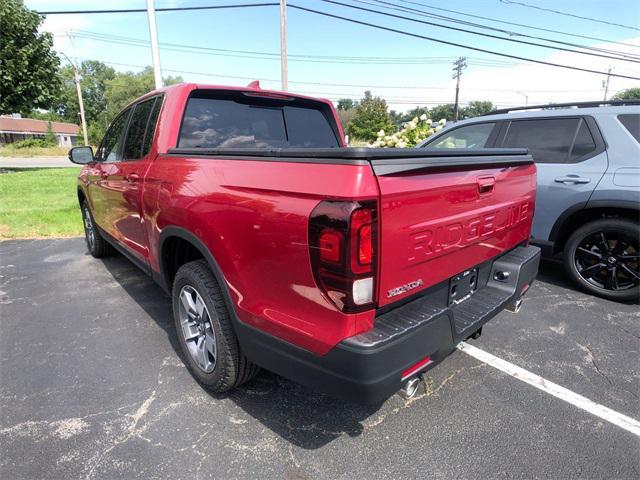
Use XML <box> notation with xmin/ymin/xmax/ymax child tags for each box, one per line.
<box><xmin>26</xmin><ymin>0</ymin><xmax>640</xmax><ymax>112</ymax></box>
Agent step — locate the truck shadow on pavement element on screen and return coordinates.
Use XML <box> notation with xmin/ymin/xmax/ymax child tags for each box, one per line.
<box><xmin>100</xmin><ymin>254</ymin><xmax>382</xmax><ymax>449</ymax></box>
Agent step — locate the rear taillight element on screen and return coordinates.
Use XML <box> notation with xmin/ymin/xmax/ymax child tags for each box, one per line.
<box><xmin>309</xmin><ymin>200</ymin><xmax>378</xmax><ymax>313</ymax></box>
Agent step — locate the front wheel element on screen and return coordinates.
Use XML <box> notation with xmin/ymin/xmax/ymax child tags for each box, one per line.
<box><xmin>563</xmin><ymin>218</ymin><xmax>639</xmax><ymax>302</ymax></box>
<box><xmin>81</xmin><ymin>201</ymin><xmax>112</xmax><ymax>258</ymax></box>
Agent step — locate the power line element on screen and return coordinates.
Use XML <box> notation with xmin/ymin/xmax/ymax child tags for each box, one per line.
<box><xmin>37</xmin><ymin>2</ymin><xmax>278</xmax><ymax>15</ymax></box>
<box><xmin>394</xmin><ymin>0</ymin><xmax>640</xmax><ymax>49</ymax></box>
<box><xmin>66</xmin><ymin>30</ymin><xmax>516</xmax><ymax>66</ymax></box>
<box><xmin>499</xmin><ymin>0</ymin><xmax>640</xmax><ymax>32</ymax></box>
<box><xmin>364</xmin><ymin>0</ymin><xmax>640</xmax><ymax>61</ymax></box>
<box><xmin>86</xmin><ymin>59</ymin><xmax>606</xmax><ymax>94</ymax></box>
<box><xmin>286</xmin><ymin>3</ymin><xmax>640</xmax><ymax>80</ymax></box>
<box><xmin>320</xmin><ymin>0</ymin><xmax>640</xmax><ymax>63</ymax></box>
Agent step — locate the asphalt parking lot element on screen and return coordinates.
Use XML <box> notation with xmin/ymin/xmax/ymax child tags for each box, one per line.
<box><xmin>1</xmin><ymin>238</ymin><xmax>638</xmax><ymax>479</ymax></box>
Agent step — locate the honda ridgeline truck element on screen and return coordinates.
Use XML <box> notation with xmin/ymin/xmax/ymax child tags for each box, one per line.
<box><xmin>69</xmin><ymin>83</ymin><xmax>540</xmax><ymax>402</ymax></box>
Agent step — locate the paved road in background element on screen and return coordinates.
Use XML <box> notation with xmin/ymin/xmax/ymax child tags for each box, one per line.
<box><xmin>1</xmin><ymin>238</ymin><xmax>638</xmax><ymax>479</ymax></box>
<box><xmin>0</xmin><ymin>156</ymin><xmax>71</xmax><ymax>168</ymax></box>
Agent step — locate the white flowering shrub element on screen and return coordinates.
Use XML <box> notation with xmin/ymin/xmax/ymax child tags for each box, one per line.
<box><xmin>370</xmin><ymin>115</ymin><xmax>447</xmax><ymax>148</ymax></box>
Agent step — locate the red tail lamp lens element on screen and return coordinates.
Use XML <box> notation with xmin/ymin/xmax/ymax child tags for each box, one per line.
<box><xmin>309</xmin><ymin>200</ymin><xmax>378</xmax><ymax>313</ymax></box>
<box><xmin>350</xmin><ymin>208</ymin><xmax>373</xmax><ymax>274</ymax></box>
<box><xmin>319</xmin><ymin>229</ymin><xmax>342</xmax><ymax>263</ymax></box>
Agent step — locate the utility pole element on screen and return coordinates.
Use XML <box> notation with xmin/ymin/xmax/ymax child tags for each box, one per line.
<box><xmin>65</xmin><ymin>32</ymin><xmax>88</xmax><ymax>146</ymax></box>
<box><xmin>146</xmin><ymin>0</ymin><xmax>163</xmax><ymax>89</ymax></box>
<box><xmin>602</xmin><ymin>66</ymin><xmax>612</xmax><ymax>101</ymax></box>
<box><xmin>279</xmin><ymin>0</ymin><xmax>288</xmax><ymax>91</ymax></box>
<box><xmin>452</xmin><ymin>57</ymin><xmax>467</xmax><ymax>122</ymax></box>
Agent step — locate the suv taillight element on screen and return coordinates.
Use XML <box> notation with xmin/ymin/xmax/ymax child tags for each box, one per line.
<box><xmin>309</xmin><ymin>200</ymin><xmax>378</xmax><ymax>313</ymax></box>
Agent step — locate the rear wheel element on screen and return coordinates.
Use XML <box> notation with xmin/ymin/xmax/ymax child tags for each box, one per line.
<box><xmin>172</xmin><ymin>260</ymin><xmax>259</xmax><ymax>392</ymax></box>
<box><xmin>81</xmin><ymin>201</ymin><xmax>112</xmax><ymax>258</ymax></box>
<box><xmin>564</xmin><ymin>218</ymin><xmax>639</xmax><ymax>302</ymax></box>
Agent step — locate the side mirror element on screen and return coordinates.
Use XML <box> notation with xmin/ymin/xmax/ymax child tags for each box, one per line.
<box><xmin>69</xmin><ymin>146</ymin><xmax>95</xmax><ymax>165</ymax></box>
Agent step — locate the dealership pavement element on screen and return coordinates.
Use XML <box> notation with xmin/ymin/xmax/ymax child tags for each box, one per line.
<box><xmin>1</xmin><ymin>238</ymin><xmax>638</xmax><ymax>479</ymax></box>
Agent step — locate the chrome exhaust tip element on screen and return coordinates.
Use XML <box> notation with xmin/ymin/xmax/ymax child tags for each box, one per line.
<box><xmin>399</xmin><ymin>375</ymin><xmax>422</xmax><ymax>399</ymax></box>
<box><xmin>505</xmin><ymin>298</ymin><xmax>523</xmax><ymax>314</ymax></box>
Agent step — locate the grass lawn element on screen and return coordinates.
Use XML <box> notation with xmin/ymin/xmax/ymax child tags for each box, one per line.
<box><xmin>0</xmin><ymin>168</ymin><xmax>83</xmax><ymax>239</ymax></box>
<box><xmin>0</xmin><ymin>145</ymin><xmax>70</xmax><ymax>157</ymax></box>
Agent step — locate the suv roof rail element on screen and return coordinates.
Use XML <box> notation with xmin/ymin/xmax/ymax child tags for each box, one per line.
<box><xmin>481</xmin><ymin>99</ymin><xmax>640</xmax><ymax>116</ymax></box>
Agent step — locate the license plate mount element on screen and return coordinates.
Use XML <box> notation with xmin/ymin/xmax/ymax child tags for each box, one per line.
<box><xmin>448</xmin><ymin>268</ymin><xmax>478</xmax><ymax>306</ymax></box>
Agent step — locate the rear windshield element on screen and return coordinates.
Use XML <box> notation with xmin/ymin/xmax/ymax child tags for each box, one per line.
<box><xmin>178</xmin><ymin>91</ymin><xmax>340</xmax><ymax>149</ymax></box>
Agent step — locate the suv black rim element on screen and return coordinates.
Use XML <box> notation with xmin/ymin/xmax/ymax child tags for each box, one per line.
<box><xmin>574</xmin><ymin>230</ymin><xmax>639</xmax><ymax>291</ymax></box>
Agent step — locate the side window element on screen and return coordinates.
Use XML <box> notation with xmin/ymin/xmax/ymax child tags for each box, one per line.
<box><xmin>142</xmin><ymin>96</ymin><xmax>163</xmax><ymax>156</ymax></box>
<box><xmin>97</xmin><ymin>109</ymin><xmax>131</xmax><ymax>162</ymax></box>
<box><xmin>123</xmin><ymin>98</ymin><xmax>156</xmax><ymax>160</ymax></box>
<box><xmin>428</xmin><ymin>123</ymin><xmax>496</xmax><ymax>149</ymax></box>
<box><xmin>502</xmin><ymin>118</ymin><xmax>583</xmax><ymax>164</ymax></box>
<box><xmin>569</xmin><ymin>120</ymin><xmax>596</xmax><ymax>161</ymax></box>
<box><xmin>618</xmin><ymin>114</ymin><xmax>640</xmax><ymax>143</ymax></box>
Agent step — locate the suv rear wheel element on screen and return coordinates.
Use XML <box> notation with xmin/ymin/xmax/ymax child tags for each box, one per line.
<box><xmin>564</xmin><ymin>218</ymin><xmax>639</xmax><ymax>302</ymax></box>
<box><xmin>172</xmin><ymin>260</ymin><xmax>259</xmax><ymax>392</ymax></box>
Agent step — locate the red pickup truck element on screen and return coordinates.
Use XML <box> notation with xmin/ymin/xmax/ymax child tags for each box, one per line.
<box><xmin>70</xmin><ymin>83</ymin><xmax>540</xmax><ymax>402</ymax></box>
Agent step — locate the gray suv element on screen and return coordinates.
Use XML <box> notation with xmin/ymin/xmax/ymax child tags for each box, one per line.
<box><xmin>420</xmin><ymin>101</ymin><xmax>639</xmax><ymax>301</ymax></box>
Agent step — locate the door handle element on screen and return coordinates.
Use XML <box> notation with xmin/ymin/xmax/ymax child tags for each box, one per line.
<box><xmin>554</xmin><ymin>175</ymin><xmax>590</xmax><ymax>184</ymax></box>
<box><xmin>125</xmin><ymin>173</ymin><xmax>141</xmax><ymax>183</ymax></box>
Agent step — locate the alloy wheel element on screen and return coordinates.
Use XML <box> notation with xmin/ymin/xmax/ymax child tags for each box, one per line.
<box><xmin>574</xmin><ymin>230</ymin><xmax>640</xmax><ymax>292</ymax></box>
<box><xmin>178</xmin><ymin>285</ymin><xmax>217</xmax><ymax>373</ymax></box>
<box><xmin>83</xmin><ymin>205</ymin><xmax>95</xmax><ymax>250</ymax></box>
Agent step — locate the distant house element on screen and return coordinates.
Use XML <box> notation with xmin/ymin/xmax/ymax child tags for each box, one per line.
<box><xmin>0</xmin><ymin>116</ymin><xmax>79</xmax><ymax>147</ymax></box>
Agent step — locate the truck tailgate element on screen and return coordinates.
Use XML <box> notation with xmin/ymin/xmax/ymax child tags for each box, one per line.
<box><xmin>371</xmin><ymin>151</ymin><xmax>536</xmax><ymax>307</ymax></box>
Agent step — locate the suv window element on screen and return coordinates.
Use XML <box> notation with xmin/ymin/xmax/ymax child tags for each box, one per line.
<box><xmin>502</xmin><ymin>118</ymin><xmax>595</xmax><ymax>163</ymax></box>
<box><xmin>569</xmin><ymin>120</ymin><xmax>596</xmax><ymax>161</ymax></box>
<box><xmin>618</xmin><ymin>114</ymin><xmax>640</xmax><ymax>143</ymax></box>
<box><xmin>97</xmin><ymin>109</ymin><xmax>131</xmax><ymax>162</ymax></box>
<box><xmin>178</xmin><ymin>95</ymin><xmax>339</xmax><ymax>148</ymax></box>
<box><xmin>428</xmin><ymin>123</ymin><xmax>496</xmax><ymax>149</ymax></box>
<box><xmin>123</xmin><ymin>98</ymin><xmax>156</xmax><ymax>160</ymax></box>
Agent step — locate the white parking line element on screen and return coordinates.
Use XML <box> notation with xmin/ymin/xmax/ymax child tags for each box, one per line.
<box><xmin>457</xmin><ymin>341</ymin><xmax>640</xmax><ymax>437</ymax></box>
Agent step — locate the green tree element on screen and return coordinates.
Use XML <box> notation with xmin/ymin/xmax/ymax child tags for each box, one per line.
<box><xmin>462</xmin><ymin>100</ymin><xmax>494</xmax><ymax>118</ymax></box>
<box><xmin>104</xmin><ymin>67</ymin><xmax>182</xmax><ymax>121</ymax></box>
<box><xmin>0</xmin><ymin>0</ymin><xmax>61</xmax><ymax>114</ymax></box>
<box><xmin>44</xmin><ymin>121</ymin><xmax>57</xmax><ymax>146</ymax></box>
<box><xmin>401</xmin><ymin>106</ymin><xmax>429</xmax><ymax>124</ymax></box>
<box><xmin>428</xmin><ymin>104</ymin><xmax>456</xmax><ymax>122</ymax></box>
<box><xmin>54</xmin><ymin>60</ymin><xmax>117</xmax><ymax>129</ymax></box>
<box><xmin>336</xmin><ymin>108</ymin><xmax>357</xmax><ymax>134</ymax></box>
<box><xmin>612</xmin><ymin>88</ymin><xmax>640</xmax><ymax>100</ymax></box>
<box><xmin>347</xmin><ymin>91</ymin><xmax>394</xmax><ymax>141</ymax></box>
<box><xmin>337</xmin><ymin>98</ymin><xmax>357</xmax><ymax>111</ymax></box>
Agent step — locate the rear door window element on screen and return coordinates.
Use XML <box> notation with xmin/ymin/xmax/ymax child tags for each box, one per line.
<box><xmin>569</xmin><ymin>120</ymin><xmax>596</xmax><ymax>161</ymax></box>
<box><xmin>178</xmin><ymin>94</ymin><xmax>339</xmax><ymax>149</ymax></box>
<box><xmin>618</xmin><ymin>114</ymin><xmax>640</xmax><ymax>143</ymax></box>
<box><xmin>123</xmin><ymin>98</ymin><xmax>156</xmax><ymax>160</ymax></box>
<box><xmin>97</xmin><ymin>108</ymin><xmax>131</xmax><ymax>162</ymax></box>
<box><xmin>502</xmin><ymin>118</ymin><xmax>587</xmax><ymax>163</ymax></box>
<box><xmin>428</xmin><ymin>122</ymin><xmax>496</xmax><ymax>149</ymax></box>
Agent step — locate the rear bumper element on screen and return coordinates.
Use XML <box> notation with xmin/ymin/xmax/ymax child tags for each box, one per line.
<box><xmin>237</xmin><ymin>245</ymin><xmax>541</xmax><ymax>403</ymax></box>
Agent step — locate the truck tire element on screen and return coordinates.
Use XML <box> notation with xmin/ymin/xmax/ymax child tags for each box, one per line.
<box><xmin>81</xmin><ymin>201</ymin><xmax>112</xmax><ymax>258</ymax></box>
<box><xmin>564</xmin><ymin>218</ymin><xmax>639</xmax><ymax>302</ymax></box>
<box><xmin>172</xmin><ymin>260</ymin><xmax>259</xmax><ymax>392</ymax></box>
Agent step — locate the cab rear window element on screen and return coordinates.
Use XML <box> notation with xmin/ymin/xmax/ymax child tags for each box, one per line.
<box><xmin>178</xmin><ymin>91</ymin><xmax>340</xmax><ymax>149</ymax></box>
